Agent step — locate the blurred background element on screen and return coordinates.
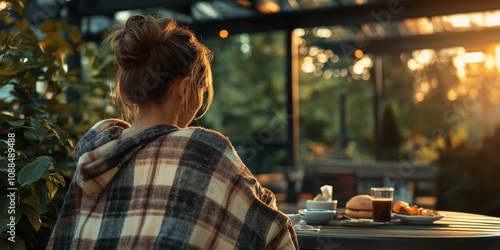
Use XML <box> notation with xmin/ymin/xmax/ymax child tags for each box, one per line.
<box><xmin>2</xmin><ymin>0</ymin><xmax>500</xmax><ymax>248</ymax></box>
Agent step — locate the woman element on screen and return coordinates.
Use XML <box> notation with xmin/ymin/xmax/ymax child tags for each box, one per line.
<box><xmin>47</xmin><ymin>15</ymin><xmax>298</xmax><ymax>249</ymax></box>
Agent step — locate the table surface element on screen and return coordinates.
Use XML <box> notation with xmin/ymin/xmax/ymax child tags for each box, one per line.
<box><xmin>296</xmin><ymin>210</ymin><xmax>500</xmax><ymax>250</ymax></box>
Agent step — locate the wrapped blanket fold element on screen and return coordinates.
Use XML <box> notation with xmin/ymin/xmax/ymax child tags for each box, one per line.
<box><xmin>47</xmin><ymin>119</ymin><xmax>298</xmax><ymax>250</ymax></box>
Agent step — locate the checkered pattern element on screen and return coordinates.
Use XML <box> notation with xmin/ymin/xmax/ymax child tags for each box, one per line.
<box><xmin>47</xmin><ymin>119</ymin><xmax>298</xmax><ymax>249</ymax></box>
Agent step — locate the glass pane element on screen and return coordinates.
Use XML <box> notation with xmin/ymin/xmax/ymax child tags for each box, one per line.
<box><xmin>200</xmin><ymin>31</ymin><xmax>288</xmax><ymax>174</ymax></box>
<box><xmin>297</xmin><ymin>28</ymin><xmax>375</xmax><ymax>162</ymax></box>
<box><xmin>393</xmin><ymin>44</ymin><xmax>500</xmax><ymax>163</ymax></box>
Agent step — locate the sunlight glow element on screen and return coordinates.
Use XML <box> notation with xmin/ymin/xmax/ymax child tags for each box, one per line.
<box><xmin>352</xmin><ymin>63</ymin><xmax>364</xmax><ymax>75</ymax></box>
<box><xmin>323</xmin><ymin>69</ymin><xmax>333</xmax><ymax>79</ymax></box>
<box><xmin>115</xmin><ymin>11</ymin><xmax>131</xmax><ymax>23</ymax></box>
<box><xmin>442</xmin><ymin>11</ymin><xmax>500</xmax><ymax>29</ymax></box>
<box><xmin>314</xmin><ymin>27</ymin><xmax>332</xmax><ymax>38</ymax></box>
<box><xmin>294</xmin><ymin>28</ymin><xmax>305</xmax><ymax>37</ymax></box>
<box><xmin>420</xmin><ymin>82</ymin><xmax>430</xmax><ymax>93</ymax></box>
<box><xmin>309</xmin><ymin>46</ymin><xmax>319</xmax><ymax>57</ymax></box>
<box><xmin>302</xmin><ymin>62</ymin><xmax>315</xmax><ymax>73</ymax></box>
<box><xmin>412</xmin><ymin>49</ymin><xmax>434</xmax><ymax>64</ymax></box>
<box><xmin>485</xmin><ymin>12</ymin><xmax>500</xmax><ymax>27</ymax></box>
<box><xmin>456</xmin><ymin>67</ymin><xmax>467</xmax><ymax>81</ymax></box>
<box><xmin>496</xmin><ymin>45</ymin><xmax>500</xmax><ymax>71</ymax></box>
<box><xmin>485</xmin><ymin>55</ymin><xmax>495</xmax><ymax>69</ymax></box>
<box><xmin>463</xmin><ymin>52</ymin><xmax>485</xmax><ymax>63</ymax></box>
<box><xmin>354</xmin><ymin>0</ymin><xmax>368</xmax><ymax>4</ymax></box>
<box><xmin>407</xmin><ymin>59</ymin><xmax>420</xmax><ymax>71</ymax></box>
<box><xmin>415</xmin><ymin>92</ymin><xmax>425</xmax><ymax>102</ymax></box>
<box><xmin>469</xmin><ymin>89</ymin><xmax>478</xmax><ymax>98</ymax></box>
<box><xmin>330</xmin><ymin>54</ymin><xmax>339</xmax><ymax>63</ymax></box>
<box><xmin>317</xmin><ymin>53</ymin><xmax>328</xmax><ymax>63</ymax></box>
<box><xmin>0</xmin><ymin>1</ymin><xmax>7</xmax><ymax>10</ymax></box>
<box><xmin>256</xmin><ymin>1</ymin><xmax>280</xmax><ymax>14</ymax></box>
<box><xmin>447</xmin><ymin>90</ymin><xmax>458</xmax><ymax>101</ymax></box>
<box><xmin>358</xmin><ymin>55</ymin><xmax>373</xmax><ymax>68</ymax></box>
<box><xmin>453</xmin><ymin>57</ymin><xmax>466</xmax><ymax>69</ymax></box>
<box><xmin>446</xmin><ymin>14</ymin><xmax>471</xmax><ymax>28</ymax></box>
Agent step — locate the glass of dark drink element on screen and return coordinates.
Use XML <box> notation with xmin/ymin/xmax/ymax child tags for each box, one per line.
<box><xmin>371</xmin><ymin>187</ymin><xmax>394</xmax><ymax>223</ymax></box>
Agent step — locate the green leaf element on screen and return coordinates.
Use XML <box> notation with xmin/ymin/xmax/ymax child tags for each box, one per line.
<box><xmin>0</xmin><ymin>216</ymin><xmax>9</xmax><ymax>234</ymax></box>
<box><xmin>44</xmin><ymin>65</ymin><xmax>56</xmax><ymax>80</ymax></box>
<box><xmin>0</xmin><ymin>157</ymin><xmax>9</xmax><ymax>186</ymax></box>
<box><xmin>62</xmin><ymin>69</ymin><xmax>80</xmax><ymax>78</ymax></box>
<box><xmin>41</xmin><ymin>120</ymin><xmax>69</xmax><ymax>144</ymax></box>
<box><xmin>0</xmin><ymin>11</ymin><xmax>10</xmax><ymax>24</ymax></box>
<box><xmin>0</xmin><ymin>140</ymin><xmax>9</xmax><ymax>153</ymax></box>
<box><xmin>9</xmin><ymin>33</ymin><xmax>23</xmax><ymax>48</ymax></box>
<box><xmin>53</xmin><ymin>173</ymin><xmax>66</xmax><ymax>187</ymax></box>
<box><xmin>10</xmin><ymin>0</ymin><xmax>27</xmax><ymax>15</ymax></box>
<box><xmin>0</xmin><ymin>234</ymin><xmax>26</xmax><ymax>249</ymax></box>
<box><xmin>1</xmin><ymin>114</ymin><xmax>25</xmax><ymax>126</ymax></box>
<box><xmin>68</xmin><ymin>25</ymin><xmax>81</xmax><ymax>44</ymax></box>
<box><xmin>23</xmin><ymin>124</ymin><xmax>48</xmax><ymax>142</ymax></box>
<box><xmin>0</xmin><ymin>61</ymin><xmax>14</xmax><ymax>69</ymax></box>
<box><xmin>21</xmin><ymin>203</ymin><xmax>41</xmax><ymax>231</ymax></box>
<box><xmin>32</xmin><ymin>98</ymin><xmax>47</xmax><ymax>108</ymax></box>
<box><xmin>21</xmin><ymin>193</ymin><xmax>40</xmax><ymax>214</ymax></box>
<box><xmin>46</xmin><ymin>173</ymin><xmax>66</xmax><ymax>187</ymax></box>
<box><xmin>17</xmin><ymin>156</ymin><xmax>52</xmax><ymax>186</ymax></box>
<box><xmin>0</xmin><ymin>68</ymin><xmax>19</xmax><ymax>76</ymax></box>
<box><xmin>45</xmin><ymin>179</ymin><xmax>57</xmax><ymax>199</ymax></box>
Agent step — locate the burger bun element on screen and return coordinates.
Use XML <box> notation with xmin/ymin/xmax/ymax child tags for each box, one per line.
<box><xmin>345</xmin><ymin>194</ymin><xmax>373</xmax><ymax>219</ymax></box>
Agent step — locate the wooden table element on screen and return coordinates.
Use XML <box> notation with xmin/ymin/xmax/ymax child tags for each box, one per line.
<box><xmin>297</xmin><ymin>210</ymin><xmax>500</xmax><ymax>250</ymax></box>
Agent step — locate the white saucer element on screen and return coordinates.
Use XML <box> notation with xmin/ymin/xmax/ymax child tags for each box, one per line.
<box><xmin>393</xmin><ymin>213</ymin><xmax>445</xmax><ymax>224</ymax></box>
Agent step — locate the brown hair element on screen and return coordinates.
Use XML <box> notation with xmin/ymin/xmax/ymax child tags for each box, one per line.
<box><xmin>105</xmin><ymin>14</ymin><xmax>213</xmax><ymax>120</ymax></box>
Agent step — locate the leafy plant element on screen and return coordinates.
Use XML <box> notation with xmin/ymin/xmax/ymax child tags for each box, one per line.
<box><xmin>0</xmin><ymin>1</ymin><xmax>114</xmax><ymax>248</ymax></box>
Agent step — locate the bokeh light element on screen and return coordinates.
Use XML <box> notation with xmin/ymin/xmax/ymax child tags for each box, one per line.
<box><xmin>219</xmin><ymin>29</ymin><xmax>229</xmax><ymax>39</ymax></box>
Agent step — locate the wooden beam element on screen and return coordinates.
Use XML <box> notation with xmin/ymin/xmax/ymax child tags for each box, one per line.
<box><xmin>192</xmin><ymin>0</ymin><xmax>500</xmax><ymax>37</ymax></box>
<box><xmin>313</xmin><ymin>27</ymin><xmax>500</xmax><ymax>55</ymax></box>
<box><xmin>77</xmin><ymin>0</ymin><xmax>202</xmax><ymax>15</ymax></box>
<box><xmin>76</xmin><ymin>0</ymin><xmax>500</xmax><ymax>40</ymax></box>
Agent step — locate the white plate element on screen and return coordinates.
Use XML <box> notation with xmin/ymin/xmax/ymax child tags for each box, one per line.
<box><xmin>393</xmin><ymin>213</ymin><xmax>445</xmax><ymax>224</ymax></box>
<box><xmin>341</xmin><ymin>219</ymin><xmax>389</xmax><ymax>227</ymax></box>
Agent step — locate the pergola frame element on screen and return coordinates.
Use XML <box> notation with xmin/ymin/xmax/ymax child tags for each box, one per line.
<box><xmin>71</xmin><ymin>0</ymin><xmax>500</xmax><ymax>167</ymax></box>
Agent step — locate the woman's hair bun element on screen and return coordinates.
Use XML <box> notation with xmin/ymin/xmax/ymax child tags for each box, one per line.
<box><xmin>113</xmin><ymin>15</ymin><xmax>163</xmax><ymax>68</ymax></box>
<box><xmin>105</xmin><ymin>14</ymin><xmax>214</xmax><ymax>120</ymax></box>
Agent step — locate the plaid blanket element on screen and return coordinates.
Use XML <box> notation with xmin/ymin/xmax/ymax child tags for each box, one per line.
<box><xmin>47</xmin><ymin>119</ymin><xmax>298</xmax><ymax>249</ymax></box>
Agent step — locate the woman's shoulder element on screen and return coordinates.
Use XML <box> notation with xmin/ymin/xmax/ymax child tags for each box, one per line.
<box><xmin>89</xmin><ymin>118</ymin><xmax>131</xmax><ymax>134</ymax></box>
<box><xmin>172</xmin><ymin>126</ymin><xmax>233</xmax><ymax>147</ymax></box>
<box><xmin>168</xmin><ymin>126</ymin><xmax>243</xmax><ymax>163</ymax></box>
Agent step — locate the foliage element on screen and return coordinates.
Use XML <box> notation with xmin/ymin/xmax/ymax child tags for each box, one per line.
<box><xmin>298</xmin><ymin>55</ymin><xmax>374</xmax><ymax>162</ymax></box>
<box><xmin>201</xmin><ymin>32</ymin><xmax>289</xmax><ymax>173</ymax></box>
<box><xmin>379</xmin><ymin>104</ymin><xmax>401</xmax><ymax>160</ymax></box>
<box><xmin>436</xmin><ymin>126</ymin><xmax>500</xmax><ymax>216</ymax></box>
<box><xmin>0</xmin><ymin>1</ymin><xmax>114</xmax><ymax>248</ymax></box>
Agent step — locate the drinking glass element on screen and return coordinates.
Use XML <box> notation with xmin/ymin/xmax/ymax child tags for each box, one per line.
<box><xmin>371</xmin><ymin>187</ymin><xmax>394</xmax><ymax>222</ymax></box>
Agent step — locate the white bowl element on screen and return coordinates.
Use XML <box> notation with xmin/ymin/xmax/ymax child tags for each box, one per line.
<box><xmin>306</xmin><ymin>200</ymin><xmax>338</xmax><ymax>210</ymax></box>
<box><xmin>286</xmin><ymin>213</ymin><xmax>301</xmax><ymax>225</ymax></box>
<box><xmin>302</xmin><ymin>209</ymin><xmax>335</xmax><ymax>224</ymax></box>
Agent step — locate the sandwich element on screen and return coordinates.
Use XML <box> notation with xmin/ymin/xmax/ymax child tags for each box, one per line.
<box><xmin>345</xmin><ymin>194</ymin><xmax>373</xmax><ymax>218</ymax></box>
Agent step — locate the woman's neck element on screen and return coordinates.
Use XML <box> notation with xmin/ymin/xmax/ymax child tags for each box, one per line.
<box><xmin>121</xmin><ymin>102</ymin><xmax>180</xmax><ymax>138</ymax></box>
